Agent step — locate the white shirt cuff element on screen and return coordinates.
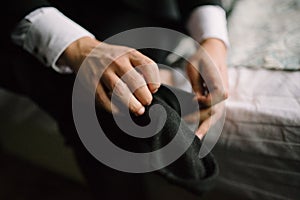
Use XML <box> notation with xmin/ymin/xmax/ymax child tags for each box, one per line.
<box><xmin>11</xmin><ymin>7</ymin><xmax>95</xmax><ymax>73</ymax></box>
<box><xmin>187</xmin><ymin>5</ymin><xmax>230</xmax><ymax>48</ymax></box>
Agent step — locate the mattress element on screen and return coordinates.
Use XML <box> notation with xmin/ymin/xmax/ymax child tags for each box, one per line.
<box><xmin>216</xmin><ymin>0</ymin><xmax>300</xmax><ymax>198</ymax></box>
<box><xmin>214</xmin><ymin>67</ymin><xmax>300</xmax><ymax>200</ymax></box>
<box><xmin>169</xmin><ymin>62</ymin><xmax>300</xmax><ymax>199</ymax></box>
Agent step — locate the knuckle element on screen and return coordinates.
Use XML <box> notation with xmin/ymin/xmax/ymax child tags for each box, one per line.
<box><xmin>114</xmin><ymin>81</ymin><xmax>128</xmax><ymax>97</ymax></box>
<box><xmin>122</xmin><ymin>70</ymin><xmax>146</xmax><ymax>91</ymax></box>
<box><xmin>134</xmin><ymin>74</ymin><xmax>147</xmax><ymax>86</ymax></box>
<box><xmin>134</xmin><ymin>87</ymin><xmax>152</xmax><ymax>106</ymax></box>
<box><xmin>95</xmin><ymin>93</ymin><xmax>109</xmax><ymax>110</ymax></box>
<box><xmin>143</xmin><ymin>95</ymin><xmax>153</xmax><ymax>106</ymax></box>
<box><xmin>111</xmin><ymin>58</ymin><xmax>124</xmax><ymax>68</ymax></box>
<box><xmin>129</xmin><ymin>49</ymin><xmax>138</xmax><ymax>54</ymax></box>
<box><xmin>217</xmin><ymin>88</ymin><xmax>229</xmax><ymax>100</ymax></box>
<box><xmin>108</xmin><ymin>77</ymin><xmax>117</xmax><ymax>90</ymax></box>
<box><xmin>102</xmin><ymin>71</ymin><xmax>115</xmax><ymax>89</ymax></box>
<box><xmin>129</xmin><ymin>101</ymin><xmax>142</xmax><ymax>113</ymax></box>
<box><xmin>102</xmin><ymin>68</ymin><xmax>111</xmax><ymax>77</ymax></box>
<box><xmin>143</xmin><ymin>58</ymin><xmax>155</xmax><ymax>65</ymax></box>
<box><xmin>148</xmin><ymin>83</ymin><xmax>160</xmax><ymax>93</ymax></box>
<box><xmin>129</xmin><ymin>49</ymin><xmax>141</xmax><ymax>55</ymax></box>
<box><xmin>150</xmin><ymin>82</ymin><xmax>160</xmax><ymax>88</ymax></box>
<box><xmin>210</xmin><ymin>83</ymin><xmax>227</xmax><ymax>98</ymax></box>
<box><xmin>223</xmin><ymin>90</ymin><xmax>229</xmax><ymax>99</ymax></box>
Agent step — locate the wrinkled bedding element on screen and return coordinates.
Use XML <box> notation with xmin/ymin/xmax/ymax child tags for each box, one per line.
<box><xmin>215</xmin><ymin>67</ymin><xmax>300</xmax><ymax>200</ymax></box>
<box><xmin>168</xmin><ymin>0</ymin><xmax>300</xmax><ymax>198</ymax></box>
<box><xmin>212</xmin><ymin>0</ymin><xmax>300</xmax><ymax>198</ymax></box>
<box><xmin>170</xmin><ymin>64</ymin><xmax>300</xmax><ymax>199</ymax></box>
<box><xmin>228</xmin><ymin>0</ymin><xmax>300</xmax><ymax>71</ymax></box>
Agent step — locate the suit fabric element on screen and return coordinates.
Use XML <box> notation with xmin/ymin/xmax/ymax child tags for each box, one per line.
<box><xmin>1</xmin><ymin>0</ymin><xmax>222</xmax><ymax>199</ymax></box>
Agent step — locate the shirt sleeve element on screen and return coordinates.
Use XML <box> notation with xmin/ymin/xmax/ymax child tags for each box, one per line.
<box><xmin>11</xmin><ymin>7</ymin><xmax>95</xmax><ymax>73</ymax></box>
<box><xmin>186</xmin><ymin>5</ymin><xmax>230</xmax><ymax>48</ymax></box>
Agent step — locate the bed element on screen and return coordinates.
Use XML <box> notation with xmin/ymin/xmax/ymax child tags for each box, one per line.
<box><xmin>211</xmin><ymin>0</ymin><xmax>300</xmax><ymax>199</ymax></box>
<box><xmin>167</xmin><ymin>0</ymin><xmax>300</xmax><ymax>198</ymax></box>
<box><xmin>213</xmin><ymin>67</ymin><xmax>300</xmax><ymax>200</ymax></box>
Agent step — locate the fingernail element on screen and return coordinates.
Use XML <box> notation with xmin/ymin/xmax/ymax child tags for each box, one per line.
<box><xmin>198</xmin><ymin>134</ymin><xmax>204</xmax><ymax>140</ymax></box>
<box><xmin>152</xmin><ymin>88</ymin><xmax>158</xmax><ymax>93</ymax></box>
<box><xmin>196</xmin><ymin>131</ymin><xmax>204</xmax><ymax>140</ymax></box>
<box><xmin>137</xmin><ymin>107</ymin><xmax>145</xmax><ymax>115</ymax></box>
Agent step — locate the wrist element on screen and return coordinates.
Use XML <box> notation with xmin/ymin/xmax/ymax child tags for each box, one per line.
<box><xmin>57</xmin><ymin>37</ymin><xmax>100</xmax><ymax>72</ymax></box>
<box><xmin>201</xmin><ymin>38</ymin><xmax>227</xmax><ymax>67</ymax></box>
<box><xmin>201</xmin><ymin>38</ymin><xmax>229</xmax><ymax>95</ymax></box>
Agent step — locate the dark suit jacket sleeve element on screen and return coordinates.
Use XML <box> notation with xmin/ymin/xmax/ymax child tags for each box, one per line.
<box><xmin>177</xmin><ymin>0</ymin><xmax>223</xmax><ymax>22</ymax></box>
<box><xmin>4</xmin><ymin>0</ymin><xmax>50</xmax><ymax>39</ymax></box>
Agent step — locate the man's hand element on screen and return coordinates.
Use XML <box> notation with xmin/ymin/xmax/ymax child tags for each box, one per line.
<box><xmin>184</xmin><ymin>101</ymin><xmax>225</xmax><ymax>139</ymax></box>
<box><xmin>186</xmin><ymin>38</ymin><xmax>228</xmax><ymax>107</ymax></box>
<box><xmin>185</xmin><ymin>38</ymin><xmax>228</xmax><ymax>138</ymax></box>
<box><xmin>58</xmin><ymin>37</ymin><xmax>161</xmax><ymax>115</ymax></box>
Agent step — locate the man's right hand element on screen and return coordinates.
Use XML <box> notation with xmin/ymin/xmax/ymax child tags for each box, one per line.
<box><xmin>58</xmin><ymin>37</ymin><xmax>161</xmax><ymax>115</ymax></box>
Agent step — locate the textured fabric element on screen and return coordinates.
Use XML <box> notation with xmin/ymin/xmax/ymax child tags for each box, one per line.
<box><xmin>1</xmin><ymin>36</ymin><xmax>219</xmax><ymax>198</ymax></box>
<box><xmin>4</xmin><ymin>0</ymin><xmax>224</xmax><ymax>42</ymax></box>
<box><xmin>11</xmin><ymin>5</ymin><xmax>227</xmax><ymax>73</ymax></box>
<box><xmin>163</xmin><ymin>47</ymin><xmax>300</xmax><ymax>198</ymax></box>
<box><xmin>97</xmin><ymin>84</ymin><xmax>218</xmax><ymax>195</ymax></box>
<box><xmin>2</xmin><ymin>1</ymin><xmax>221</xmax><ymax>197</ymax></box>
<box><xmin>214</xmin><ymin>67</ymin><xmax>300</xmax><ymax>200</ymax></box>
<box><xmin>187</xmin><ymin>5</ymin><xmax>229</xmax><ymax>48</ymax></box>
<box><xmin>10</xmin><ymin>2</ymin><xmax>228</xmax><ymax>73</ymax></box>
<box><xmin>228</xmin><ymin>0</ymin><xmax>300</xmax><ymax>70</ymax></box>
<box><xmin>11</xmin><ymin>7</ymin><xmax>95</xmax><ymax>72</ymax></box>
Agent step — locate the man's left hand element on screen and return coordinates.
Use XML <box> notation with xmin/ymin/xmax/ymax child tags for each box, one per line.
<box><xmin>185</xmin><ymin>38</ymin><xmax>229</xmax><ymax>138</ymax></box>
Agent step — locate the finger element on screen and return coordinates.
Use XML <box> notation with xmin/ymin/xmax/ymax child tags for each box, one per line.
<box><xmin>186</xmin><ymin>61</ymin><xmax>204</xmax><ymax>96</ymax></box>
<box><xmin>197</xmin><ymin>88</ymin><xmax>227</xmax><ymax>107</ymax></box>
<box><xmin>195</xmin><ymin>102</ymin><xmax>224</xmax><ymax>139</ymax></box>
<box><xmin>197</xmin><ymin>93</ymin><xmax>213</xmax><ymax>107</ymax></box>
<box><xmin>195</xmin><ymin>116</ymin><xmax>212</xmax><ymax>140</ymax></box>
<box><xmin>113</xmin><ymin>59</ymin><xmax>153</xmax><ymax>106</ymax></box>
<box><xmin>183</xmin><ymin>107</ymin><xmax>212</xmax><ymax>124</ymax></box>
<box><xmin>196</xmin><ymin>55</ymin><xmax>228</xmax><ymax>106</ymax></box>
<box><xmin>114</xmin><ymin>80</ymin><xmax>146</xmax><ymax>116</ymax></box>
<box><xmin>102</xmin><ymin>71</ymin><xmax>145</xmax><ymax>115</ymax></box>
<box><xmin>95</xmin><ymin>83</ymin><xmax>119</xmax><ymax>114</ymax></box>
<box><xmin>118</xmin><ymin>66</ymin><xmax>153</xmax><ymax>106</ymax></box>
<box><xmin>129</xmin><ymin>50</ymin><xmax>161</xmax><ymax>93</ymax></box>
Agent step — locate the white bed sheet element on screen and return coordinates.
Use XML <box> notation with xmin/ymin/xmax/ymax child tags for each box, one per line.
<box><xmin>213</xmin><ymin>67</ymin><xmax>300</xmax><ymax>200</ymax></box>
<box><xmin>170</xmin><ymin>63</ymin><xmax>300</xmax><ymax>199</ymax></box>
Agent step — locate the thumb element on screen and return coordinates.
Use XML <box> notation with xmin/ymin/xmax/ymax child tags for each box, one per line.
<box><xmin>186</xmin><ymin>61</ymin><xmax>204</xmax><ymax>97</ymax></box>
